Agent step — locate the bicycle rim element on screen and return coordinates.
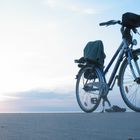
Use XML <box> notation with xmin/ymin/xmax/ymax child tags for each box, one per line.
<box><xmin>119</xmin><ymin>50</ymin><xmax>140</xmax><ymax>112</ymax></box>
<box><xmin>76</xmin><ymin>66</ymin><xmax>103</xmax><ymax>113</ymax></box>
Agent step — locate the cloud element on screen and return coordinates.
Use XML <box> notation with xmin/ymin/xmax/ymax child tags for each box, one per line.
<box><xmin>0</xmin><ymin>88</ymin><xmax>79</xmax><ymax>113</ymax></box>
<box><xmin>45</xmin><ymin>0</ymin><xmax>59</xmax><ymax>8</ymax></box>
<box><xmin>44</xmin><ymin>0</ymin><xmax>98</xmax><ymax>15</ymax></box>
<box><xmin>69</xmin><ymin>6</ymin><xmax>97</xmax><ymax>15</ymax></box>
<box><xmin>0</xmin><ymin>86</ymin><xmax>128</xmax><ymax>113</ymax></box>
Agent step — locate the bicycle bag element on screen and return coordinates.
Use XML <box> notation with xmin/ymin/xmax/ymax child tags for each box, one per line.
<box><xmin>84</xmin><ymin>40</ymin><xmax>106</xmax><ymax>67</ymax></box>
<box><xmin>122</xmin><ymin>12</ymin><xmax>140</xmax><ymax>28</ymax></box>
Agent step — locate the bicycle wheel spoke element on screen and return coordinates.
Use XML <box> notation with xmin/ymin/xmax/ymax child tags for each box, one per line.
<box><xmin>76</xmin><ymin>66</ymin><xmax>103</xmax><ymax>112</ymax></box>
<box><xmin>119</xmin><ymin>50</ymin><xmax>140</xmax><ymax>112</ymax></box>
<box><xmin>123</xmin><ymin>80</ymin><xmax>134</xmax><ymax>84</ymax></box>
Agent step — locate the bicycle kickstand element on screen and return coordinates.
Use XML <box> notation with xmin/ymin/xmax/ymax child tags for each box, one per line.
<box><xmin>101</xmin><ymin>96</ymin><xmax>111</xmax><ymax>113</ymax></box>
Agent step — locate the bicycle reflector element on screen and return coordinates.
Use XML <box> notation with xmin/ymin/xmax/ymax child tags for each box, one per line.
<box><xmin>125</xmin><ymin>86</ymin><xmax>129</xmax><ymax>93</ymax></box>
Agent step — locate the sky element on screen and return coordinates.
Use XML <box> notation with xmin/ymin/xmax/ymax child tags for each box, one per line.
<box><xmin>0</xmin><ymin>0</ymin><xmax>140</xmax><ymax>112</ymax></box>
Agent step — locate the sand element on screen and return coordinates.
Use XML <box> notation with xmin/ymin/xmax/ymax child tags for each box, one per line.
<box><xmin>0</xmin><ymin>112</ymin><xmax>140</xmax><ymax>140</ymax></box>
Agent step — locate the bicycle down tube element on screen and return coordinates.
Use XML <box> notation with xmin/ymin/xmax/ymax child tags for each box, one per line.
<box><xmin>104</xmin><ymin>41</ymin><xmax>125</xmax><ymax>89</ymax></box>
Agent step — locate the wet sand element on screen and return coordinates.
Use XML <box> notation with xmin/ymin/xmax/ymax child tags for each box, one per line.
<box><xmin>0</xmin><ymin>112</ymin><xmax>140</xmax><ymax>140</ymax></box>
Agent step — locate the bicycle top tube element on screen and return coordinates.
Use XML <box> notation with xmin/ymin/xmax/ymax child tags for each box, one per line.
<box><xmin>99</xmin><ymin>19</ymin><xmax>137</xmax><ymax>88</ymax></box>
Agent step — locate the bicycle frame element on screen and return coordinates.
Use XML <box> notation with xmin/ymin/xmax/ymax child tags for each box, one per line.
<box><xmin>75</xmin><ymin>17</ymin><xmax>140</xmax><ymax>112</ymax></box>
<box><xmin>103</xmin><ymin>39</ymin><xmax>130</xmax><ymax>90</ymax></box>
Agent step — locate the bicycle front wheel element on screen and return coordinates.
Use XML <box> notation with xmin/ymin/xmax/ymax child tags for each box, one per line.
<box><xmin>76</xmin><ymin>65</ymin><xmax>104</xmax><ymax>113</ymax></box>
<box><xmin>119</xmin><ymin>49</ymin><xmax>140</xmax><ymax>112</ymax></box>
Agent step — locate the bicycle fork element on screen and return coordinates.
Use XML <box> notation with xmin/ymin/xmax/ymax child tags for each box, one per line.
<box><xmin>128</xmin><ymin>51</ymin><xmax>140</xmax><ymax>82</ymax></box>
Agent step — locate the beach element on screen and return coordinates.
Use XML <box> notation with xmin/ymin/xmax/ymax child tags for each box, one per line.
<box><xmin>0</xmin><ymin>112</ymin><xmax>140</xmax><ymax>140</ymax></box>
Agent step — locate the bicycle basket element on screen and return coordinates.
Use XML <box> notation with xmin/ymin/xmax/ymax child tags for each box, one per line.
<box><xmin>122</xmin><ymin>12</ymin><xmax>140</xmax><ymax>28</ymax></box>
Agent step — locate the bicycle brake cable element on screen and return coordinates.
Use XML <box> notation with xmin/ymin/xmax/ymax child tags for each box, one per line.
<box><xmin>136</xmin><ymin>29</ymin><xmax>140</xmax><ymax>36</ymax></box>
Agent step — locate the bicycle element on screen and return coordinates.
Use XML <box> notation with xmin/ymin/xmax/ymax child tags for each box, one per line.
<box><xmin>75</xmin><ymin>13</ymin><xmax>140</xmax><ymax>113</ymax></box>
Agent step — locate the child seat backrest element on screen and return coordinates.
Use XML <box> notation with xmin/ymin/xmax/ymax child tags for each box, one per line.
<box><xmin>84</xmin><ymin>40</ymin><xmax>106</xmax><ymax>67</ymax></box>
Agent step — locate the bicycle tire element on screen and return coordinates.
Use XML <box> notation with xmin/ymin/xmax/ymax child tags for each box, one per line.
<box><xmin>76</xmin><ymin>65</ymin><xmax>104</xmax><ymax>113</ymax></box>
<box><xmin>119</xmin><ymin>49</ymin><xmax>140</xmax><ymax>112</ymax></box>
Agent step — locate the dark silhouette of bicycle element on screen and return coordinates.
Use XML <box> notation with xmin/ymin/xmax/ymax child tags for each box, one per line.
<box><xmin>75</xmin><ymin>13</ymin><xmax>140</xmax><ymax>112</ymax></box>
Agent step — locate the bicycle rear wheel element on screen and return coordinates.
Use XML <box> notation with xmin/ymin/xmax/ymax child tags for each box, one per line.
<box><xmin>76</xmin><ymin>65</ymin><xmax>104</xmax><ymax>113</ymax></box>
<box><xmin>119</xmin><ymin>49</ymin><xmax>140</xmax><ymax>112</ymax></box>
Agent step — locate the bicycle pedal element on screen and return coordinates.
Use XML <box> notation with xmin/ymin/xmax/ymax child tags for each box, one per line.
<box><xmin>91</xmin><ymin>98</ymin><xmax>98</xmax><ymax>104</ymax></box>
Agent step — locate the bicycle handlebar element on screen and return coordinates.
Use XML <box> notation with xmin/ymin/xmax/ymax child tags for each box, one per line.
<box><xmin>99</xmin><ymin>20</ymin><xmax>139</xmax><ymax>35</ymax></box>
<box><xmin>99</xmin><ymin>20</ymin><xmax>121</xmax><ymax>26</ymax></box>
